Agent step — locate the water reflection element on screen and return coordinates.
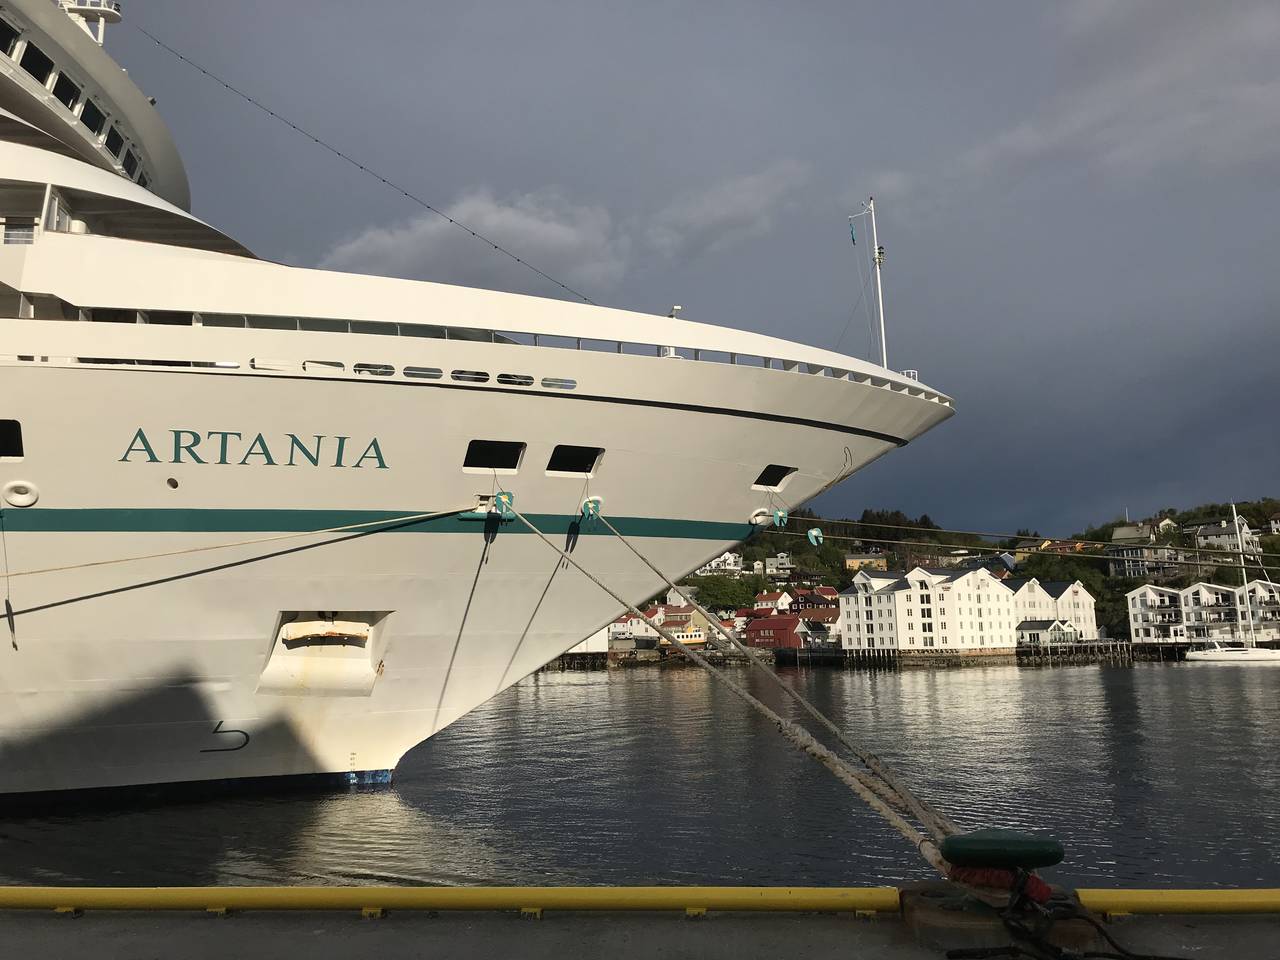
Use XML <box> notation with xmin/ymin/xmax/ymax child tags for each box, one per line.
<box><xmin>0</xmin><ymin>663</ymin><xmax>1275</xmax><ymax>887</ymax></box>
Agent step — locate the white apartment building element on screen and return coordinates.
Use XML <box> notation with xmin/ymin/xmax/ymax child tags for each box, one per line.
<box><xmin>1127</xmin><ymin>580</ymin><xmax>1280</xmax><ymax>643</ymax></box>
<box><xmin>694</xmin><ymin>551</ymin><xmax>744</xmax><ymax>577</ymax></box>
<box><xmin>1186</xmin><ymin>518</ymin><xmax>1261</xmax><ymax>558</ymax></box>
<box><xmin>838</xmin><ymin>567</ymin><xmax>1099</xmax><ymax>654</ymax></box>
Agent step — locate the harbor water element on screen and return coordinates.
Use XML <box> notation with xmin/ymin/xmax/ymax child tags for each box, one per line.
<box><xmin>0</xmin><ymin>662</ymin><xmax>1276</xmax><ymax>889</ymax></box>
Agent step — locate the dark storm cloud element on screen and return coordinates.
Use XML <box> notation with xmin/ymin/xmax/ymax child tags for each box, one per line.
<box><xmin>114</xmin><ymin>1</ymin><xmax>1279</xmax><ymax>535</ymax></box>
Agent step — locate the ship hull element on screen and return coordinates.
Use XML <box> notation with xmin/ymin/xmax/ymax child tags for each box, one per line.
<box><xmin>0</xmin><ymin>359</ymin><xmax>943</xmax><ymax>795</ymax></box>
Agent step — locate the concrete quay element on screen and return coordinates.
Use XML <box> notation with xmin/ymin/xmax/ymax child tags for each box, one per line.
<box><xmin>1</xmin><ymin>909</ymin><xmax>1276</xmax><ymax>960</ymax></box>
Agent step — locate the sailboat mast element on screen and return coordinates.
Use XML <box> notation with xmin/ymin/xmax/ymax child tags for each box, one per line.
<box><xmin>1232</xmin><ymin>502</ymin><xmax>1257</xmax><ymax>646</ymax></box>
<box><xmin>868</xmin><ymin>197</ymin><xmax>887</xmax><ymax>368</ymax></box>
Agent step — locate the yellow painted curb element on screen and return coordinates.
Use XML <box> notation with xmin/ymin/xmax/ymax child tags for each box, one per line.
<box><xmin>1077</xmin><ymin>889</ymin><xmax>1280</xmax><ymax>915</ymax></box>
<box><xmin>0</xmin><ymin>885</ymin><xmax>902</xmax><ymax>913</ymax></box>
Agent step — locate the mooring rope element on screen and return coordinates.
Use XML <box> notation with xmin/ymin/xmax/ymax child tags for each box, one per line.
<box><xmin>593</xmin><ymin>512</ymin><xmax>960</xmax><ymax>842</ymax></box>
<box><xmin>3</xmin><ymin>507</ymin><xmax>476</xmax><ymax>580</ymax></box>
<box><xmin>508</xmin><ymin>506</ymin><xmax>950</xmax><ymax>877</ymax></box>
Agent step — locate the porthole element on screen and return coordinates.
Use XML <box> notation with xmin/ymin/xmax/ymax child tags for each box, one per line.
<box><xmin>546</xmin><ymin>445</ymin><xmax>603</xmax><ymax>477</ymax></box>
<box><xmin>404</xmin><ymin>366</ymin><xmax>443</xmax><ymax>380</ymax></box>
<box><xmin>451</xmin><ymin>370</ymin><xmax>489</xmax><ymax>384</ymax></box>
<box><xmin>354</xmin><ymin>363</ymin><xmax>394</xmax><ymax>377</ymax></box>
<box><xmin>752</xmin><ymin>464</ymin><xmax>796</xmax><ymax>492</ymax></box>
<box><xmin>496</xmin><ymin>373</ymin><xmax>534</xmax><ymax>386</ymax></box>
<box><xmin>463</xmin><ymin>439</ymin><xmax>525</xmax><ymax>474</ymax></box>
<box><xmin>541</xmin><ymin>377</ymin><xmax>577</xmax><ymax>390</ymax></box>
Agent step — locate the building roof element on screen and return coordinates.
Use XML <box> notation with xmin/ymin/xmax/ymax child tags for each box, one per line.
<box><xmin>814</xmin><ymin>586</ymin><xmax>839</xmax><ymax>597</ymax></box>
<box><xmin>745</xmin><ymin>615</ymin><xmax>804</xmax><ymax>632</ymax></box>
<box><xmin>801</xmin><ymin>609</ymin><xmax>840</xmax><ymax>623</ymax></box>
<box><xmin>733</xmin><ymin>608</ymin><xmax>757</xmax><ymax>618</ymax></box>
<box><xmin>1039</xmin><ymin>580</ymin><xmax>1078</xmax><ymax>599</ymax></box>
<box><xmin>1017</xmin><ymin>619</ymin><xmax>1071</xmax><ymax>631</ymax></box>
<box><xmin>755</xmin><ymin>591</ymin><xmax>789</xmax><ymax>602</ymax></box>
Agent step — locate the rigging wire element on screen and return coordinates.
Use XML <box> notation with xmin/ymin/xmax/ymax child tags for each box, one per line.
<box><xmin>777</xmin><ymin>515</ymin><xmax>1280</xmax><ymax>564</ymax></box>
<box><xmin>772</xmin><ymin>529</ymin><xmax>1278</xmax><ymax>573</ymax></box>
<box><xmin>130</xmin><ymin>24</ymin><xmax>598</xmax><ymax>306</ymax></box>
<box><xmin>832</xmin><ymin>210</ymin><xmax>875</xmax><ymax>356</ymax></box>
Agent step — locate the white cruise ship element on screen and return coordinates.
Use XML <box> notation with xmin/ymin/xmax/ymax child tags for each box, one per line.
<box><xmin>0</xmin><ymin>0</ymin><xmax>953</xmax><ymax>798</ymax></box>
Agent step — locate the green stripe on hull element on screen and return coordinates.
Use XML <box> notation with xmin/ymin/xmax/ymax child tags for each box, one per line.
<box><xmin>0</xmin><ymin>508</ymin><xmax>752</xmax><ymax>542</ymax></box>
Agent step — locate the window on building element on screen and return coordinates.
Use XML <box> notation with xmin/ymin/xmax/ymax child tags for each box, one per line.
<box><xmin>0</xmin><ymin>419</ymin><xmax>22</xmax><ymax>458</ymax></box>
<box><xmin>122</xmin><ymin>150</ymin><xmax>139</xmax><ymax>177</ymax></box>
<box><xmin>20</xmin><ymin>42</ymin><xmax>54</xmax><ymax>84</ymax></box>
<box><xmin>546</xmin><ymin>445</ymin><xmax>603</xmax><ymax>476</ymax></box>
<box><xmin>52</xmin><ymin>73</ymin><xmax>80</xmax><ymax>110</ymax></box>
<box><xmin>463</xmin><ymin>439</ymin><xmax>525</xmax><ymax>473</ymax></box>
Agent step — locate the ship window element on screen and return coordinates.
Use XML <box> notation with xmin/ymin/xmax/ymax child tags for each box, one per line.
<box><xmin>247</xmin><ymin>315</ymin><xmax>297</xmax><ymax>330</ymax></box>
<box><xmin>104</xmin><ymin>126</ymin><xmax>124</xmax><ymax>158</ymax></box>
<box><xmin>451</xmin><ymin>369</ymin><xmax>489</xmax><ymax>383</ymax></box>
<box><xmin>354</xmin><ymin>363</ymin><xmax>394</xmax><ymax>377</ymax></box>
<box><xmin>403</xmin><ymin>366</ymin><xmax>443</xmax><ymax>379</ymax></box>
<box><xmin>299</xmin><ymin>317</ymin><xmax>348</xmax><ymax>333</ymax></box>
<box><xmin>79</xmin><ymin>99</ymin><xmax>106</xmax><ymax>134</ymax></box>
<box><xmin>143</xmin><ymin>310</ymin><xmax>194</xmax><ymax>326</ymax></box>
<box><xmin>137</xmin><ymin>173</ymin><xmax>150</xmax><ymax>190</ymax></box>
<box><xmin>351</xmin><ymin>320</ymin><xmax>393</xmax><ymax>336</ymax></box>
<box><xmin>122</xmin><ymin>150</ymin><xmax>139</xmax><ymax>177</ymax></box>
<box><xmin>400</xmin><ymin>323</ymin><xmax>445</xmax><ymax>338</ymax></box>
<box><xmin>2</xmin><ymin>219</ymin><xmax>34</xmax><ymax>245</ymax></box>
<box><xmin>90</xmin><ymin>307</ymin><xmax>136</xmax><ymax>323</ymax></box>
<box><xmin>546</xmin><ymin>445</ymin><xmax>603</xmax><ymax>476</ymax></box>
<box><xmin>52</xmin><ymin>73</ymin><xmax>81</xmax><ymax>110</ymax></box>
<box><xmin>0</xmin><ymin>420</ymin><xmax>22</xmax><ymax>458</ymax></box>
<box><xmin>201</xmin><ymin>313</ymin><xmax>247</xmax><ymax>328</ymax></box>
<box><xmin>19</xmin><ymin>43</ymin><xmax>53</xmax><ymax>85</ymax></box>
<box><xmin>752</xmin><ymin>464</ymin><xmax>796</xmax><ymax>491</ymax></box>
<box><xmin>463</xmin><ymin>440</ymin><xmax>525</xmax><ymax>473</ymax></box>
<box><xmin>0</xmin><ymin>19</ymin><xmax>17</xmax><ymax>57</ymax></box>
<box><xmin>540</xmin><ymin>377</ymin><xmax>577</xmax><ymax>390</ymax></box>
<box><xmin>447</xmin><ymin>327</ymin><xmax>494</xmax><ymax>342</ymax></box>
<box><xmin>495</xmin><ymin>373</ymin><xmax>534</xmax><ymax>386</ymax></box>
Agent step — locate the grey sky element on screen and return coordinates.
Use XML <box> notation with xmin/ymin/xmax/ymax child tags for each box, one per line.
<box><xmin>112</xmin><ymin>1</ymin><xmax>1279</xmax><ymax>536</ymax></box>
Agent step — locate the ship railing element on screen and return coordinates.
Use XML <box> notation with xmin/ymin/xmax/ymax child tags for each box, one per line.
<box><xmin>0</xmin><ymin>306</ymin><xmax>953</xmax><ymax>408</ymax></box>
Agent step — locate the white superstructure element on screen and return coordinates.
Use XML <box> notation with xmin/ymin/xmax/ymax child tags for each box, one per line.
<box><xmin>0</xmin><ymin>1</ymin><xmax>953</xmax><ymax>796</ymax></box>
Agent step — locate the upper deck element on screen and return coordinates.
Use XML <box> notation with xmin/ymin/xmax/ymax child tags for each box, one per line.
<box><xmin>0</xmin><ymin>0</ymin><xmax>189</xmax><ymax>208</ymax></box>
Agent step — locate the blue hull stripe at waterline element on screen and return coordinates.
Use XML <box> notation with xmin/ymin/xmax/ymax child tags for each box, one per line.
<box><xmin>0</xmin><ymin>508</ymin><xmax>754</xmax><ymax>541</ymax></box>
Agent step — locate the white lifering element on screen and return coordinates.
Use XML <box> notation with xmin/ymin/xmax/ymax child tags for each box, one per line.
<box><xmin>3</xmin><ymin>480</ymin><xmax>38</xmax><ymax>507</ymax></box>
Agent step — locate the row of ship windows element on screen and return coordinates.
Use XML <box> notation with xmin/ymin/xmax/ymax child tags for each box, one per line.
<box><xmin>0</xmin><ymin>16</ymin><xmax>149</xmax><ymax>186</ymax></box>
<box><xmin>0</xmin><ymin>420</ymin><xmax>792</xmax><ymax>495</ymax></box>
<box><xmin>4</xmin><ymin>295</ymin><xmax>950</xmax><ymax>408</ymax></box>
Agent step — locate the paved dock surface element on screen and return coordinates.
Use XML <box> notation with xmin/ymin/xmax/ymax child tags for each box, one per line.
<box><xmin>0</xmin><ymin>911</ymin><xmax>1275</xmax><ymax>959</ymax></box>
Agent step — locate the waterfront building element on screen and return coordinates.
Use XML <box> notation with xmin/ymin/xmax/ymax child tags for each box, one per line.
<box><xmin>1271</xmin><ymin>513</ymin><xmax>1280</xmax><ymax>535</ymax></box>
<box><xmin>744</xmin><ymin>615</ymin><xmax>808</xmax><ymax>650</ymax></box>
<box><xmin>1126</xmin><ymin>580</ymin><xmax>1280</xmax><ymax>643</ymax></box>
<box><xmin>1016</xmin><ymin>620</ymin><xmax>1079</xmax><ymax>646</ymax></box>
<box><xmin>838</xmin><ymin>567</ymin><xmax>1099</xmax><ymax>654</ymax></box>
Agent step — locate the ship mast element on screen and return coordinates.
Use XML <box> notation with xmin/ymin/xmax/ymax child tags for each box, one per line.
<box><xmin>57</xmin><ymin>1</ymin><xmax>122</xmax><ymax>46</ymax></box>
<box><xmin>868</xmin><ymin>197</ymin><xmax>887</xmax><ymax>368</ymax></box>
<box><xmin>1232</xmin><ymin>502</ymin><xmax>1257</xmax><ymax>647</ymax></box>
